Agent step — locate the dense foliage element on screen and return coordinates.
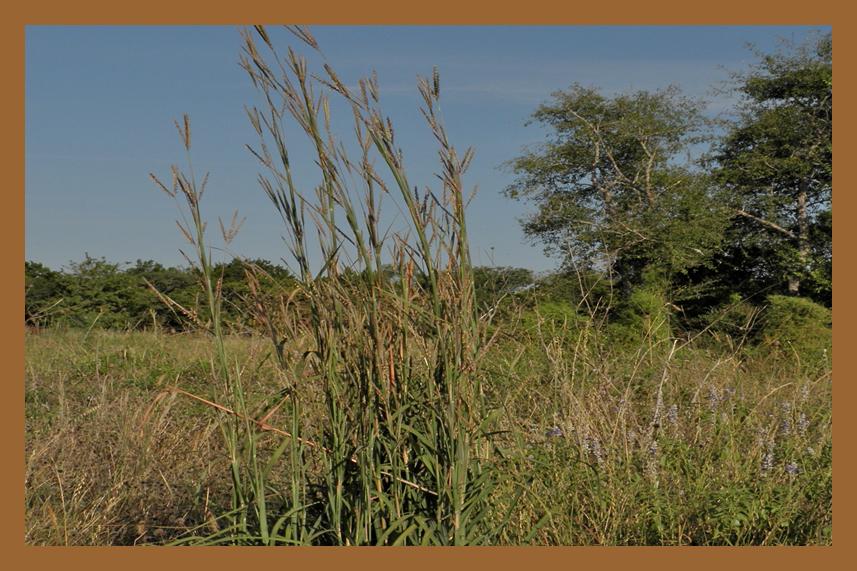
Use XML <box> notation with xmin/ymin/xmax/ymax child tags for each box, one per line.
<box><xmin>25</xmin><ymin>256</ymin><xmax>297</xmax><ymax>331</ymax></box>
<box><xmin>707</xmin><ymin>35</ymin><xmax>832</xmax><ymax>303</ymax></box>
<box><xmin>505</xmin><ymin>33</ymin><xmax>832</xmax><ymax>320</ymax></box>
<box><xmin>505</xmin><ymin>84</ymin><xmax>728</xmax><ymax>292</ymax></box>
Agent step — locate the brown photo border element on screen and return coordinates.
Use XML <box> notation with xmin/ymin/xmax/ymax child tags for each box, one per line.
<box><xmin>5</xmin><ymin>1</ymin><xmax>847</xmax><ymax>568</ymax></box>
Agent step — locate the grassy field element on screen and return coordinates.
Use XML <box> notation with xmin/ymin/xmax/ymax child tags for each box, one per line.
<box><xmin>25</xmin><ymin>325</ymin><xmax>832</xmax><ymax>545</ymax></box>
<box><xmin>24</xmin><ymin>27</ymin><xmax>832</xmax><ymax>546</ymax></box>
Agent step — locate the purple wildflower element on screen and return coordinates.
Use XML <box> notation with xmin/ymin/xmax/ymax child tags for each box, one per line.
<box><xmin>646</xmin><ymin>439</ymin><xmax>660</xmax><ymax>484</ymax></box>
<box><xmin>761</xmin><ymin>446</ymin><xmax>775</xmax><ymax>476</ymax></box>
<box><xmin>707</xmin><ymin>387</ymin><xmax>721</xmax><ymax>413</ymax></box>
<box><xmin>648</xmin><ymin>439</ymin><xmax>659</xmax><ymax>456</ymax></box>
<box><xmin>666</xmin><ymin>404</ymin><xmax>679</xmax><ymax>426</ymax></box>
<box><xmin>797</xmin><ymin>412</ymin><xmax>809</xmax><ymax>435</ymax></box>
<box><xmin>545</xmin><ymin>426</ymin><xmax>564</xmax><ymax>439</ymax></box>
<box><xmin>583</xmin><ymin>435</ymin><xmax>604</xmax><ymax>466</ymax></box>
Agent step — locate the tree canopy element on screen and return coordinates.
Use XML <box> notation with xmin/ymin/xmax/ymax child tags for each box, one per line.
<box><xmin>505</xmin><ymin>33</ymin><xmax>832</xmax><ymax>316</ymax></box>
<box><xmin>505</xmin><ymin>84</ymin><xmax>729</xmax><ymax>293</ymax></box>
<box><xmin>710</xmin><ymin>33</ymin><xmax>832</xmax><ymax>302</ymax></box>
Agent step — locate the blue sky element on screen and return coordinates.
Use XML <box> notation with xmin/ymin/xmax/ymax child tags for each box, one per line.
<box><xmin>25</xmin><ymin>26</ymin><xmax>829</xmax><ymax>273</ymax></box>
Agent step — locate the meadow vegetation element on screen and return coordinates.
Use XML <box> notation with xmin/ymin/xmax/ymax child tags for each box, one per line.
<box><xmin>25</xmin><ymin>26</ymin><xmax>832</xmax><ymax>545</ymax></box>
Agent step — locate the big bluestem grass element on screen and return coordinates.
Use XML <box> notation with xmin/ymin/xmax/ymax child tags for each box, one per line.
<box><xmin>148</xmin><ymin>25</ymin><xmax>502</xmax><ymax>546</ymax></box>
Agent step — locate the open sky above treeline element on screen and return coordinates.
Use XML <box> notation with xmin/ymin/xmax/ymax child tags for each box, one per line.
<box><xmin>26</xmin><ymin>25</ymin><xmax>829</xmax><ymax>273</ymax></box>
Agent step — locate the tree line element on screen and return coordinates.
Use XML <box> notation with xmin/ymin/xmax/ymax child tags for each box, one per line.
<box><xmin>24</xmin><ymin>255</ymin><xmax>542</xmax><ymax>331</ymax></box>
<box><xmin>24</xmin><ymin>256</ymin><xmax>297</xmax><ymax>331</ymax></box>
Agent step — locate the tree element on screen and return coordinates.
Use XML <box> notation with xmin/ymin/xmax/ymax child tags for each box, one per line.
<box><xmin>25</xmin><ymin>261</ymin><xmax>68</xmax><ymax>327</ymax></box>
<box><xmin>61</xmin><ymin>255</ymin><xmax>139</xmax><ymax>328</ymax></box>
<box><xmin>127</xmin><ymin>259</ymin><xmax>199</xmax><ymax>329</ymax></box>
<box><xmin>712</xmin><ymin>33</ymin><xmax>832</xmax><ymax>301</ymax></box>
<box><xmin>505</xmin><ymin>84</ymin><xmax>728</xmax><ymax>298</ymax></box>
<box><xmin>212</xmin><ymin>258</ymin><xmax>298</xmax><ymax>328</ymax></box>
<box><xmin>472</xmin><ymin>266</ymin><xmax>534</xmax><ymax>307</ymax></box>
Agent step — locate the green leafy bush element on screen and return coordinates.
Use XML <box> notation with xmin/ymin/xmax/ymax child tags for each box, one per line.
<box><xmin>759</xmin><ymin>295</ymin><xmax>831</xmax><ymax>369</ymax></box>
<box><xmin>519</xmin><ymin>300</ymin><xmax>586</xmax><ymax>340</ymax></box>
<box><xmin>702</xmin><ymin>292</ymin><xmax>762</xmax><ymax>342</ymax></box>
<box><xmin>608</xmin><ymin>268</ymin><xmax>672</xmax><ymax>348</ymax></box>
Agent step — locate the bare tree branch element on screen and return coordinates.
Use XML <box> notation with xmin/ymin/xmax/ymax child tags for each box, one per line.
<box><xmin>735</xmin><ymin>209</ymin><xmax>796</xmax><ymax>239</ymax></box>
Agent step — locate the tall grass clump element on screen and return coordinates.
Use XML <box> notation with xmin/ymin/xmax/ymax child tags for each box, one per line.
<box><xmin>150</xmin><ymin>115</ymin><xmax>272</xmax><ymax>543</ymax></box>
<box><xmin>150</xmin><ymin>25</ymin><xmax>502</xmax><ymax>545</ymax></box>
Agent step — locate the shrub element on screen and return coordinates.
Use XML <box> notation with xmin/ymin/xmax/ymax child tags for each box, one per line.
<box><xmin>701</xmin><ymin>292</ymin><xmax>762</xmax><ymax>343</ymax></box>
<box><xmin>518</xmin><ymin>300</ymin><xmax>586</xmax><ymax>341</ymax></box>
<box><xmin>759</xmin><ymin>295</ymin><xmax>831</xmax><ymax>369</ymax></box>
<box><xmin>608</xmin><ymin>285</ymin><xmax>672</xmax><ymax>349</ymax></box>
